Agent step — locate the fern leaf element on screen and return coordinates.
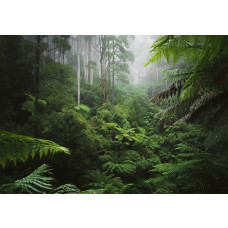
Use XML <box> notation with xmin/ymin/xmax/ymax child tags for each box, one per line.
<box><xmin>0</xmin><ymin>130</ymin><xmax>70</xmax><ymax>168</ymax></box>
<box><xmin>0</xmin><ymin>164</ymin><xmax>54</xmax><ymax>193</ymax></box>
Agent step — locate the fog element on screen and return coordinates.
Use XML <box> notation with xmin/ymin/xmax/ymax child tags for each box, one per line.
<box><xmin>24</xmin><ymin>35</ymin><xmax>171</xmax><ymax>87</ymax></box>
<box><xmin>128</xmin><ymin>35</ymin><xmax>160</xmax><ymax>84</ymax></box>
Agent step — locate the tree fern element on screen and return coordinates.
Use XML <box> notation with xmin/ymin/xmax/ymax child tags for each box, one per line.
<box><xmin>146</xmin><ymin>35</ymin><xmax>228</xmax><ymax>149</ymax></box>
<box><xmin>83</xmin><ymin>169</ymin><xmax>124</xmax><ymax>189</ymax></box>
<box><xmin>101</xmin><ymin>152</ymin><xmax>136</xmax><ymax>175</ymax></box>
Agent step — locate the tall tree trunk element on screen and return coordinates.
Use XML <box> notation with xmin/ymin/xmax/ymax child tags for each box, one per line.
<box><xmin>101</xmin><ymin>56</ymin><xmax>106</xmax><ymax>101</ymax></box>
<box><xmin>99</xmin><ymin>35</ymin><xmax>107</xmax><ymax>102</ymax></box>
<box><xmin>34</xmin><ymin>35</ymin><xmax>41</xmax><ymax>137</ymax></box>
<box><xmin>112</xmin><ymin>37</ymin><xmax>115</xmax><ymax>105</ymax></box>
<box><xmin>83</xmin><ymin>37</ymin><xmax>87</xmax><ymax>83</ymax></box>
<box><xmin>85</xmin><ymin>39</ymin><xmax>89</xmax><ymax>83</ymax></box>
<box><xmin>77</xmin><ymin>37</ymin><xmax>81</xmax><ymax>106</ymax></box>
<box><xmin>108</xmin><ymin>40</ymin><xmax>111</xmax><ymax>92</ymax></box>
<box><xmin>89</xmin><ymin>36</ymin><xmax>93</xmax><ymax>86</ymax></box>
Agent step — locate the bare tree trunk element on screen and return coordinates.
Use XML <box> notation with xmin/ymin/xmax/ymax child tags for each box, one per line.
<box><xmin>101</xmin><ymin>56</ymin><xmax>106</xmax><ymax>101</ymax></box>
<box><xmin>108</xmin><ymin>41</ymin><xmax>111</xmax><ymax>90</ymax></box>
<box><xmin>85</xmin><ymin>39</ymin><xmax>89</xmax><ymax>83</ymax></box>
<box><xmin>99</xmin><ymin>35</ymin><xmax>107</xmax><ymax>102</ymax></box>
<box><xmin>83</xmin><ymin>37</ymin><xmax>87</xmax><ymax>83</ymax></box>
<box><xmin>77</xmin><ymin>36</ymin><xmax>81</xmax><ymax>106</ymax></box>
<box><xmin>98</xmin><ymin>52</ymin><xmax>101</xmax><ymax>78</ymax></box>
<box><xmin>89</xmin><ymin>36</ymin><xmax>93</xmax><ymax>86</ymax></box>
<box><xmin>112</xmin><ymin>37</ymin><xmax>115</xmax><ymax>105</ymax></box>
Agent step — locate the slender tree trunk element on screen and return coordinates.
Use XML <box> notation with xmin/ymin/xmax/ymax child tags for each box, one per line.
<box><xmin>108</xmin><ymin>58</ymin><xmax>111</xmax><ymax>88</ymax></box>
<box><xmin>83</xmin><ymin>38</ymin><xmax>87</xmax><ymax>83</ymax></box>
<box><xmin>89</xmin><ymin>37</ymin><xmax>93</xmax><ymax>86</ymax></box>
<box><xmin>34</xmin><ymin>35</ymin><xmax>41</xmax><ymax>137</ymax></box>
<box><xmin>77</xmin><ymin>37</ymin><xmax>81</xmax><ymax>106</ymax></box>
<box><xmin>98</xmin><ymin>52</ymin><xmax>101</xmax><ymax>78</ymax></box>
<box><xmin>101</xmin><ymin>56</ymin><xmax>106</xmax><ymax>101</ymax></box>
<box><xmin>108</xmin><ymin>40</ymin><xmax>111</xmax><ymax>91</ymax></box>
<box><xmin>99</xmin><ymin>35</ymin><xmax>107</xmax><ymax>102</ymax></box>
<box><xmin>112</xmin><ymin>37</ymin><xmax>115</xmax><ymax>105</ymax></box>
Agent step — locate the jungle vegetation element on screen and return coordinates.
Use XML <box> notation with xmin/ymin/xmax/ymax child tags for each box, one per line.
<box><xmin>0</xmin><ymin>35</ymin><xmax>227</xmax><ymax>194</ymax></box>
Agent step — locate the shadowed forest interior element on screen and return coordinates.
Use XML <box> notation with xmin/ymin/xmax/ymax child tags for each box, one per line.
<box><xmin>0</xmin><ymin>35</ymin><xmax>228</xmax><ymax>194</ymax></box>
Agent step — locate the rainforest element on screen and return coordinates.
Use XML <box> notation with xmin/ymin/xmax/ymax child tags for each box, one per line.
<box><xmin>0</xmin><ymin>35</ymin><xmax>228</xmax><ymax>194</ymax></box>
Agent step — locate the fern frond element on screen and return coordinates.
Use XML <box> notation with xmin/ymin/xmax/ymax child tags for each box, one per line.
<box><xmin>147</xmin><ymin>35</ymin><xmax>228</xmax><ymax>131</ymax></box>
<box><xmin>150</xmin><ymin>79</ymin><xmax>186</xmax><ymax>102</ymax></box>
<box><xmin>52</xmin><ymin>184</ymin><xmax>81</xmax><ymax>194</ymax></box>
<box><xmin>102</xmin><ymin>152</ymin><xmax>136</xmax><ymax>175</ymax></box>
<box><xmin>83</xmin><ymin>170</ymin><xmax>124</xmax><ymax>190</ymax></box>
<box><xmin>174</xmin><ymin>90</ymin><xmax>228</xmax><ymax>125</ymax></box>
<box><xmin>0</xmin><ymin>130</ymin><xmax>70</xmax><ymax>168</ymax></box>
<box><xmin>0</xmin><ymin>164</ymin><xmax>54</xmax><ymax>193</ymax></box>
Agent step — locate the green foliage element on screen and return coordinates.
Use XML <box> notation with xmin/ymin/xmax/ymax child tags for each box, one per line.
<box><xmin>0</xmin><ymin>130</ymin><xmax>70</xmax><ymax>168</ymax></box>
<box><xmin>52</xmin><ymin>184</ymin><xmax>81</xmax><ymax>194</ymax></box>
<box><xmin>115</xmin><ymin>127</ymin><xmax>136</xmax><ymax>143</ymax></box>
<box><xmin>21</xmin><ymin>93</ymin><xmax>47</xmax><ymax>115</ymax></box>
<box><xmin>83</xmin><ymin>170</ymin><xmax>124</xmax><ymax>193</ymax></box>
<box><xmin>40</xmin><ymin>63</ymin><xmax>76</xmax><ymax>111</ymax></box>
<box><xmin>147</xmin><ymin>35</ymin><xmax>228</xmax><ymax>148</ymax></box>
<box><xmin>75</xmin><ymin>104</ymin><xmax>90</xmax><ymax>113</ymax></box>
<box><xmin>1</xmin><ymin>35</ymin><xmax>227</xmax><ymax>194</ymax></box>
<box><xmin>0</xmin><ymin>164</ymin><xmax>54</xmax><ymax>193</ymax></box>
<box><xmin>101</xmin><ymin>152</ymin><xmax>136</xmax><ymax>175</ymax></box>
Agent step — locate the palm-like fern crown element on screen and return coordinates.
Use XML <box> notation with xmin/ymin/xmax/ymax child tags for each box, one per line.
<box><xmin>101</xmin><ymin>152</ymin><xmax>136</xmax><ymax>174</ymax></box>
<box><xmin>146</xmin><ymin>35</ymin><xmax>228</xmax><ymax>147</ymax></box>
<box><xmin>83</xmin><ymin>170</ymin><xmax>123</xmax><ymax>189</ymax></box>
